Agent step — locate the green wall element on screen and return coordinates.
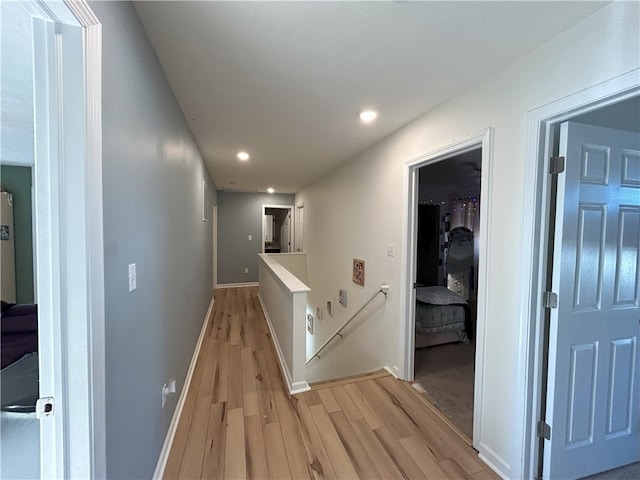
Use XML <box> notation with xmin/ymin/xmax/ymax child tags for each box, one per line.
<box><xmin>0</xmin><ymin>166</ymin><xmax>34</xmax><ymax>303</ymax></box>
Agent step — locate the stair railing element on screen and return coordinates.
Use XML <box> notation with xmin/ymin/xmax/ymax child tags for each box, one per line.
<box><xmin>306</xmin><ymin>284</ymin><xmax>389</xmax><ymax>365</ymax></box>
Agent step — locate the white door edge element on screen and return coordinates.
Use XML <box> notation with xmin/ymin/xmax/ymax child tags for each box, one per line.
<box><xmin>399</xmin><ymin>127</ymin><xmax>493</xmax><ymax>453</ymax></box>
<box><xmin>30</xmin><ymin>1</ymin><xmax>105</xmax><ymax>478</ymax></box>
<box><xmin>520</xmin><ymin>68</ymin><xmax>640</xmax><ymax>479</ymax></box>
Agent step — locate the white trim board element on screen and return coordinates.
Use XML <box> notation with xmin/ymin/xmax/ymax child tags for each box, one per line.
<box><xmin>257</xmin><ymin>293</ymin><xmax>310</xmax><ymax>395</ymax></box>
<box><xmin>520</xmin><ymin>69</ymin><xmax>640</xmax><ymax>479</ymax></box>
<box><xmin>152</xmin><ymin>296</ymin><xmax>215</xmax><ymax>480</ymax></box>
<box><xmin>399</xmin><ymin>127</ymin><xmax>495</xmax><ymax>466</ymax></box>
<box><xmin>215</xmin><ymin>282</ymin><xmax>259</xmax><ymax>289</ymax></box>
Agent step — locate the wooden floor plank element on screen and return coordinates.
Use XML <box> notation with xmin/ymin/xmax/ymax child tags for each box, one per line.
<box><xmin>328</xmin><ymin>411</ymin><xmax>381</xmax><ymax>479</ymax></box>
<box><xmin>201</xmin><ymin>402</ymin><xmax>227</xmax><ymax>479</ymax></box>
<box><xmin>228</xmin><ymin>344</ymin><xmax>243</xmax><ymax>409</ymax></box>
<box><xmin>399</xmin><ymin>435</ymin><xmax>449</xmax><ymax>479</ymax></box>
<box><xmin>244</xmin><ymin>414</ymin><xmax>269</xmax><ymax>480</ymax></box>
<box><xmin>224</xmin><ymin>408</ymin><xmax>247</xmax><ymax>480</ymax></box>
<box><xmin>308</xmin><ymin>403</ymin><xmax>359</xmax><ymax>479</ymax></box>
<box><xmin>309</xmin><ymin>369</ymin><xmax>390</xmax><ymax>390</ymax></box>
<box><xmin>273</xmin><ymin>393</ymin><xmax>313</xmax><ymax>480</ymax></box>
<box><xmin>177</xmin><ymin>395</ymin><xmax>211</xmax><ymax>479</ymax></box>
<box><xmin>303</xmin><ymin>389</ymin><xmax>323</xmax><ymax>407</ymax></box>
<box><xmin>331</xmin><ymin>385</ymin><xmax>364</xmax><ymax>422</ymax></box>
<box><xmin>349</xmin><ymin>418</ymin><xmax>405</xmax><ymax>480</ymax></box>
<box><xmin>264</xmin><ymin>422</ymin><xmax>294</xmax><ymax>480</ymax></box>
<box><xmin>197</xmin><ymin>340</ymin><xmax>219</xmax><ymax>399</ymax></box>
<box><xmin>254</xmin><ymin>349</ymin><xmax>279</xmax><ymax>424</ymax></box>
<box><xmin>343</xmin><ymin>382</ymin><xmax>383</xmax><ymax>429</ymax></box>
<box><xmin>241</xmin><ymin>347</ymin><xmax>259</xmax><ymax>417</ymax></box>
<box><xmin>229</xmin><ymin>313</ymin><xmax>242</xmax><ymax>346</ymax></box>
<box><xmin>317</xmin><ymin>388</ymin><xmax>341</xmax><ymax>414</ymax></box>
<box><xmin>214</xmin><ymin>341</ymin><xmax>229</xmax><ymax>403</ymax></box>
<box><xmin>438</xmin><ymin>458</ymin><xmax>472</xmax><ymax>480</ymax></box>
<box><xmin>373</xmin><ymin>426</ymin><xmax>425</xmax><ymax>480</ymax></box>
<box><xmin>357</xmin><ymin>380</ymin><xmax>419</xmax><ymax>440</ymax></box>
<box><xmin>290</xmin><ymin>395</ymin><xmax>338</xmax><ymax>480</ymax></box>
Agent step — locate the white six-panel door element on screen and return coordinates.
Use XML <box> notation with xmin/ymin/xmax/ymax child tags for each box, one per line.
<box><xmin>544</xmin><ymin>122</ymin><xmax>640</xmax><ymax>479</ymax></box>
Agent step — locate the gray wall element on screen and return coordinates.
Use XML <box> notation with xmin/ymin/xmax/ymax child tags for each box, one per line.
<box><xmin>0</xmin><ymin>166</ymin><xmax>33</xmax><ymax>303</ymax></box>
<box><xmin>218</xmin><ymin>191</ymin><xmax>294</xmax><ymax>284</ymax></box>
<box><xmin>90</xmin><ymin>2</ymin><xmax>216</xmax><ymax>478</ymax></box>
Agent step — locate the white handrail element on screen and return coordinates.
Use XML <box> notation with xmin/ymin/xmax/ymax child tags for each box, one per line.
<box><xmin>306</xmin><ymin>284</ymin><xmax>390</xmax><ymax>365</ymax></box>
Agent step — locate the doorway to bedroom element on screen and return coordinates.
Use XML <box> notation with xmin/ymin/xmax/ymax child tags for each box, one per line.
<box><xmin>412</xmin><ymin>148</ymin><xmax>482</xmax><ymax>441</ymax></box>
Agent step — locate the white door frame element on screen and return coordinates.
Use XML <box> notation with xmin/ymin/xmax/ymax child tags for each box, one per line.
<box><xmin>261</xmin><ymin>204</ymin><xmax>294</xmax><ymax>253</ymax></box>
<box><xmin>26</xmin><ymin>0</ymin><xmax>105</xmax><ymax>477</ymax></box>
<box><xmin>295</xmin><ymin>201</ymin><xmax>305</xmax><ymax>252</ymax></box>
<box><xmin>399</xmin><ymin>128</ymin><xmax>493</xmax><ymax>448</ymax></box>
<box><xmin>519</xmin><ymin>69</ymin><xmax>639</xmax><ymax>479</ymax></box>
<box><xmin>212</xmin><ymin>203</ymin><xmax>218</xmax><ymax>290</ymax></box>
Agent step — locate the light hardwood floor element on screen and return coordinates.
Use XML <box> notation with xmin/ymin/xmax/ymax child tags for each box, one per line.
<box><xmin>164</xmin><ymin>287</ymin><xmax>500</xmax><ymax>479</ymax></box>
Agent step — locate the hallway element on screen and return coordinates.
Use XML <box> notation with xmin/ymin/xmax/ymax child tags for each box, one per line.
<box><xmin>163</xmin><ymin>287</ymin><xmax>499</xmax><ymax>479</ymax></box>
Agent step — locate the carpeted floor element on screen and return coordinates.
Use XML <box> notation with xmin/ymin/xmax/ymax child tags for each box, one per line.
<box><xmin>413</xmin><ymin>340</ymin><xmax>475</xmax><ymax>439</ymax></box>
<box><xmin>586</xmin><ymin>462</ymin><xmax>640</xmax><ymax>480</ymax></box>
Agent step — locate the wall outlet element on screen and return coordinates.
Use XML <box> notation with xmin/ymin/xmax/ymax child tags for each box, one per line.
<box><xmin>162</xmin><ymin>378</ymin><xmax>176</xmax><ymax>408</ymax></box>
<box><xmin>316</xmin><ymin>306</ymin><xmax>323</xmax><ymax>320</ymax></box>
<box><xmin>307</xmin><ymin>314</ymin><xmax>314</xmax><ymax>334</ymax></box>
<box><xmin>326</xmin><ymin>300</ymin><xmax>333</xmax><ymax>316</ymax></box>
<box><xmin>244</xmin><ymin>267</ymin><xmax>249</xmax><ymax>274</ymax></box>
<box><xmin>339</xmin><ymin>289</ymin><xmax>347</xmax><ymax>307</ymax></box>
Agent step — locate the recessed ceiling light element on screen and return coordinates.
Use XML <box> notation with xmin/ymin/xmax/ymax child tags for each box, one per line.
<box><xmin>358</xmin><ymin>110</ymin><xmax>378</xmax><ymax>123</ymax></box>
<box><xmin>267</xmin><ymin>187</ymin><xmax>275</xmax><ymax>194</ymax></box>
<box><xmin>237</xmin><ymin>151</ymin><xmax>250</xmax><ymax>161</ymax></box>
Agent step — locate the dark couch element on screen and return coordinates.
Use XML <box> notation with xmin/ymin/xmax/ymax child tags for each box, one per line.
<box><xmin>1</xmin><ymin>301</ymin><xmax>38</xmax><ymax>370</ymax></box>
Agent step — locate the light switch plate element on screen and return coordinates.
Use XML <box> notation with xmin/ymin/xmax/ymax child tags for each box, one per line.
<box><xmin>307</xmin><ymin>314</ymin><xmax>314</xmax><ymax>334</ymax></box>
<box><xmin>387</xmin><ymin>244</ymin><xmax>396</xmax><ymax>257</ymax></box>
<box><xmin>339</xmin><ymin>289</ymin><xmax>347</xmax><ymax>307</ymax></box>
<box><xmin>128</xmin><ymin>263</ymin><xmax>137</xmax><ymax>292</ymax></box>
<box><xmin>248</xmin><ymin>234</ymin><xmax>252</xmax><ymax>241</ymax></box>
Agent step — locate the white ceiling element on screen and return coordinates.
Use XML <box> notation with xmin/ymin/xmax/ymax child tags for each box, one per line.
<box><xmin>134</xmin><ymin>1</ymin><xmax>607</xmax><ymax>194</ymax></box>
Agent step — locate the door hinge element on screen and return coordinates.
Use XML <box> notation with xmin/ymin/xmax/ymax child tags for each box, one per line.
<box><xmin>549</xmin><ymin>156</ymin><xmax>565</xmax><ymax>174</ymax></box>
<box><xmin>35</xmin><ymin>397</ymin><xmax>55</xmax><ymax>419</ymax></box>
<box><xmin>537</xmin><ymin>420</ymin><xmax>551</xmax><ymax>440</ymax></box>
<box><xmin>543</xmin><ymin>291</ymin><xmax>558</xmax><ymax>309</ymax></box>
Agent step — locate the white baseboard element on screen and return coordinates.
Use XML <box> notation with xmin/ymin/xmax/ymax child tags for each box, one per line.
<box><xmin>215</xmin><ymin>282</ymin><xmax>259</xmax><ymax>289</ymax></box>
<box><xmin>384</xmin><ymin>365</ymin><xmax>400</xmax><ymax>379</ymax></box>
<box><xmin>152</xmin><ymin>296</ymin><xmax>215</xmax><ymax>479</ymax></box>
<box><xmin>257</xmin><ymin>293</ymin><xmax>310</xmax><ymax>395</ymax></box>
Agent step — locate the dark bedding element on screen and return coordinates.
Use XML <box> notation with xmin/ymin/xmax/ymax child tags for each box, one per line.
<box><xmin>1</xmin><ymin>301</ymin><xmax>38</xmax><ymax>370</ymax></box>
<box><xmin>415</xmin><ymin>286</ymin><xmax>473</xmax><ymax>342</ymax></box>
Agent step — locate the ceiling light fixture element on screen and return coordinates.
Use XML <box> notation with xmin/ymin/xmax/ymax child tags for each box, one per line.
<box><xmin>358</xmin><ymin>110</ymin><xmax>378</xmax><ymax>123</ymax></box>
<box><xmin>267</xmin><ymin>187</ymin><xmax>275</xmax><ymax>194</ymax></box>
<box><xmin>237</xmin><ymin>151</ymin><xmax>250</xmax><ymax>161</ymax></box>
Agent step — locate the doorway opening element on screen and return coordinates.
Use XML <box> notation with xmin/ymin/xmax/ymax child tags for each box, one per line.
<box><xmin>532</xmin><ymin>94</ymin><xmax>640</xmax><ymax>480</ymax></box>
<box><xmin>262</xmin><ymin>205</ymin><xmax>293</xmax><ymax>253</ymax></box>
<box><xmin>413</xmin><ymin>149</ymin><xmax>482</xmax><ymax>440</ymax></box>
<box><xmin>401</xmin><ymin>127</ymin><xmax>492</xmax><ymax>449</ymax></box>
